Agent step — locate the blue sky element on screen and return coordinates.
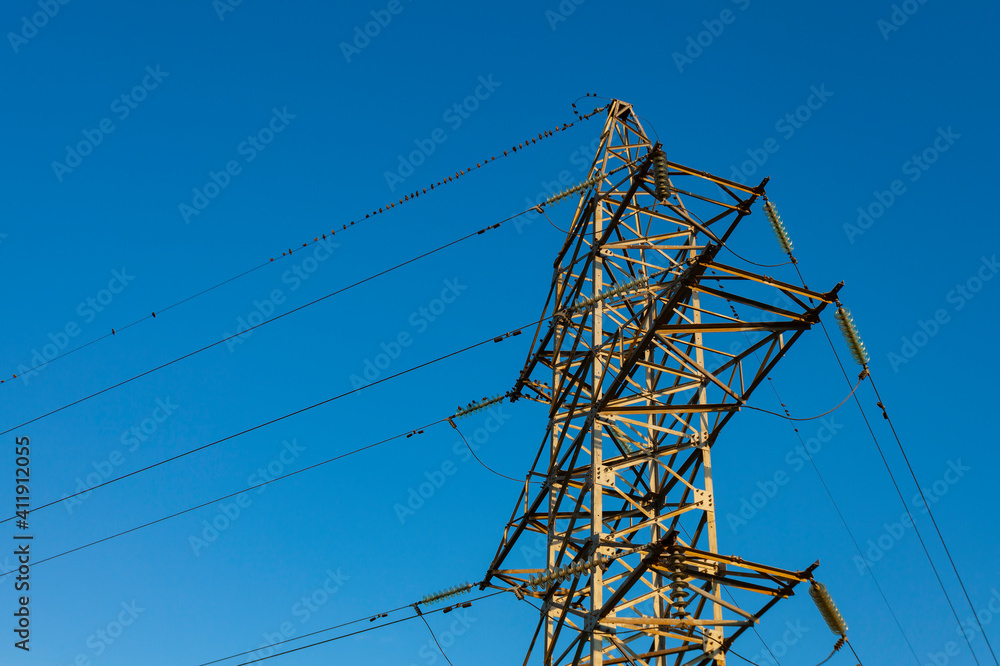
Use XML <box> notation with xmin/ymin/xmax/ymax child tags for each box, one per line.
<box><xmin>1</xmin><ymin>1</ymin><xmax>999</xmax><ymax>664</ymax></box>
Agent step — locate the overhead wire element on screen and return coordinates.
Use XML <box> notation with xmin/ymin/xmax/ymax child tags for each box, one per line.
<box><xmin>788</xmin><ymin>252</ymin><xmax>989</xmax><ymax>663</ymax></box>
<box><xmin>0</xmin><ymin>423</ymin><xmax>440</xmax><ymax>575</ymax></box>
<box><xmin>725</xmin><ymin>195</ymin><xmax>988</xmax><ymax>662</ymax></box>
<box><xmin>742</xmin><ymin>375</ymin><xmax>864</xmax><ymax>422</ymax></box>
<box><xmin>540</xmin><ymin>205</ymin><xmax>570</xmax><ymax>234</ymax></box>
<box><xmin>2</xmin><ymin>158</ymin><xmax>628</xmax><ymax>551</ymax></box>
<box><xmin>679</xmin><ymin>203</ymin><xmax>792</xmax><ymax>270</ymax></box>
<box><xmin>1</xmin><ymin>154</ymin><xmax>637</xmax><ymax>439</ymax></box>
<box><xmin>813</xmin><ymin>644</ymin><xmax>841</xmax><ymax>666</ymax></box>
<box><xmin>416</xmin><ymin>609</ymin><xmax>458</xmax><ymax>666</ymax></box>
<box><xmin>811</xmin><ymin>307</ymin><xmax>991</xmax><ymax>665</ymax></box>
<box><xmin>200</xmin><ymin>591</ymin><xmax>503</xmax><ymax>666</ymax></box>
<box><xmin>0</xmin><ymin>215</ymin><xmax>521</xmax><ymax>439</ymax></box>
<box><xmin>868</xmin><ymin>374</ymin><xmax>999</xmax><ymax>664</ymax></box>
<box><xmin>0</xmin><ymin>374</ymin><xmax>532</xmax><ymax>573</ymax></box>
<box><xmin>2</xmin><ymin>320</ymin><xmax>537</xmax><ymax>525</ymax></box>
<box><xmin>718</xmin><ymin>242</ymin><xmax>794</xmax><ymax>269</ymax></box>
<box><xmin>712</xmin><ymin>276</ymin><xmax>921</xmax><ymax>664</ymax></box>
<box><xmin>450</xmin><ymin>419</ymin><xmax>533</xmax><ymax>484</ymax></box>
<box><xmin>766</xmin><ymin>239</ymin><xmax>978</xmax><ymax>661</ymax></box>
<box><xmin>3</xmin><ymin>101</ymin><xmax>611</xmax><ymax>387</ymax></box>
<box><xmin>193</xmin><ymin>600</ymin><xmax>413</xmax><ymax>666</ymax></box>
<box><xmin>2</xmin><ymin>260</ymin><xmax>275</xmax><ymax>385</ymax></box>
<box><xmin>19</xmin><ymin>166</ymin><xmax>633</xmax><ymax>533</ymax></box>
<box><xmin>846</xmin><ymin>638</ymin><xmax>866</xmax><ymax>666</ymax></box>
<box><xmin>727</xmin><ymin>648</ymin><xmax>765</xmax><ymax>666</ymax></box>
<box><xmin>237</xmin><ymin>592</ymin><xmax>501</xmax><ymax>666</ymax></box>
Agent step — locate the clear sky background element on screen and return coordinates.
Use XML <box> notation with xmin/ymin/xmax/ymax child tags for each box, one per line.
<box><xmin>1</xmin><ymin>1</ymin><xmax>998</xmax><ymax>665</ymax></box>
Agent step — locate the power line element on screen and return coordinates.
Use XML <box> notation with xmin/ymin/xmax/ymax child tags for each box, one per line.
<box><xmin>846</xmin><ymin>638</ymin><xmax>866</xmax><ymax>666</ymax></box>
<box><xmin>0</xmin><ymin>217</ymin><xmax>518</xmax><ymax>439</ymax></box>
<box><xmin>756</xmin><ymin>371</ymin><xmax>920</xmax><ymax>665</ymax></box>
<box><xmin>712</xmin><ymin>276</ymin><xmax>922</xmax><ymax>664</ymax></box>
<box><xmin>3</xmin><ymin>322</ymin><xmax>534</xmax><ymax>524</ymax></box>
<box><xmin>789</xmin><ymin>253</ymin><xmax>985</xmax><ymax>664</ymax></box>
<box><xmin>416</xmin><ymin>607</ymin><xmax>458</xmax><ymax>666</ymax></box>
<box><xmin>4</xmin><ymin>259</ymin><xmax>275</xmax><ymax>384</ymax></box>
<box><xmin>3</xmin><ymin>153</ymin><xmax>640</xmax><ymax>442</ymax></box>
<box><xmin>0</xmin><ymin>387</ymin><xmax>523</xmax><ymax>575</ymax></box>
<box><xmin>727</xmin><ymin>648</ymin><xmax>765</xmax><ymax>666</ymax></box>
<box><xmin>194</xmin><ymin>601</ymin><xmax>411</xmax><ymax>666</ymax></box>
<box><xmin>738</xmin><ymin>220</ymin><xmax>987</xmax><ymax>664</ymax></box>
<box><xmin>817</xmin><ymin>318</ymin><xmax>980</xmax><ymax>663</ymax></box>
<box><xmin>869</xmin><ymin>373</ymin><xmax>999</xmax><ymax>665</ymax></box>
<box><xmin>207</xmin><ymin>592</ymin><xmax>503</xmax><ymax>666</ymax></box>
<box><xmin>743</xmin><ymin>374</ymin><xmax>864</xmax><ymax>422</ymax></box>
<box><xmin>0</xmin><ymin>422</ymin><xmax>444</xmax><ymax>576</ymax></box>
<box><xmin>3</xmin><ymin>103</ymin><xmax>609</xmax><ymax>387</ymax></box>
<box><xmin>451</xmin><ymin>420</ymin><xmax>530</xmax><ymax>484</ymax></box>
<box><xmin>2</xmin><ymin>155</ymin><xmax>639</xmax><ymax>441</ymax></box>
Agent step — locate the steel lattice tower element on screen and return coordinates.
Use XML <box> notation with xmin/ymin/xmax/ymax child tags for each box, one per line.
<box><xmin>483</xmin><ymin>101</ymin><xmax>842</xmax><ymax>665</ymax></box>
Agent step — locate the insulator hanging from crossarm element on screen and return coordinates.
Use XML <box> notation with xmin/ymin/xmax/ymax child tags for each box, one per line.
<box><xmin>834</xmin><ymin>305</ymin><xmax>870</xmax><ymax>367</ymax></box>
<box><xmin>454</xmin><ymin>392</ymin><xmax>510</xmax><ymax>419</ymax></box>
<box><xmin>544</xmin><ymin>170</ymin><xmax>606</xmax><ymax>206</ymax></box>
<box><xmin>525</xmin><ymin>554</ymin><xmax>611</xmax><ymax>590</ymax></box>
<box><xmin>568</xmin><ymin>269</ymin><xmax>668</xmax><ymax>314</ymax></box>
<box><xmin>763</xmin><ymin>199</ymin><xmax>794</xmax><ymax>255</ymax></box>
<box><xmin>809</xmin><ymin>580</ymin><xmax>849</xmax><ymax>636</ymax></box>
<box><xmin>652</xmin><ymin>150</ymin><xmax>670</xmax><ymax>201</ymax></box>
<box><xmin>421</xmin><ymin>582</ymin><xmax>473</xmax><ymax>605</ymax></box>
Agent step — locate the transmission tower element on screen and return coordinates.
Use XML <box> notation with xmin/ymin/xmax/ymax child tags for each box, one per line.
<box><xmin>483</xmin><ymin>101</ymin><xmax>842</xmax><ymax>665</ymax></box>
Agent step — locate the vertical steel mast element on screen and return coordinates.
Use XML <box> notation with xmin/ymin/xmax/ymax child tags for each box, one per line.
<box><xmin>483</xmin><ymin>101</ymin><xmax>843</xmax><ymax>665</ymax></box>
